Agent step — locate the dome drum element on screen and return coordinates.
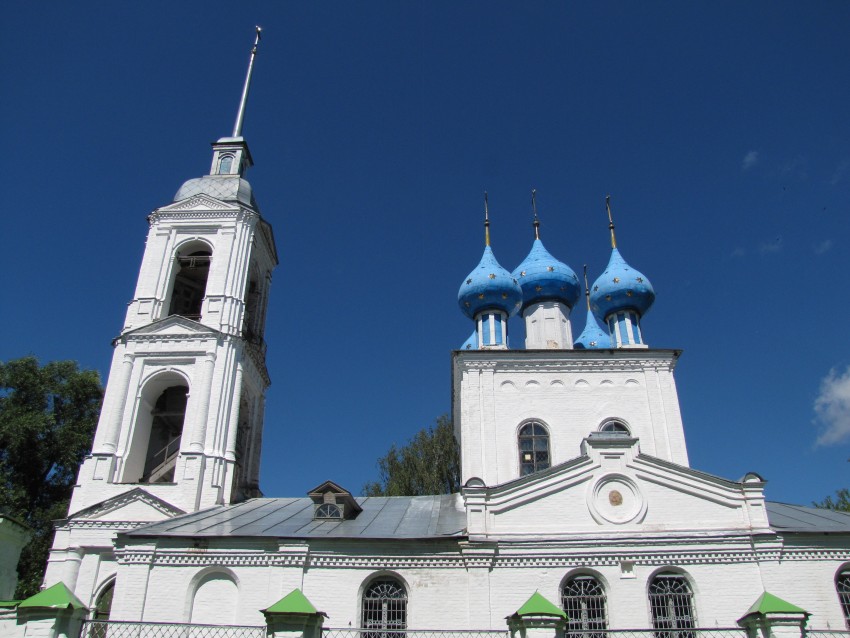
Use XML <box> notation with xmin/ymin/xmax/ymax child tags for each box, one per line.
<box><xmin>606</xmin><ymin>309</ymin><xmax>647</xmax><ymax>348</ymax></box>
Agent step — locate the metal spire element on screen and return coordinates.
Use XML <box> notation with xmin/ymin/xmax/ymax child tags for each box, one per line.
<box><xmin>484</xmin><ymin>191</ymin><xmax>491</xmax><ymax>246</ymax></box>
<box><xmin>531</xmin><ymin>189</ymin><xmax>540</xmax><ymax>240</ymax></box>
<box><xmin>583</xmin><ymin>265</ymin><xmax>591</xmax><ymax>311</ymax></box>
<box><xmin>232</xmin><ymin>26</ymin><xmax>262</xmax><ymax>138</ymax></box>
<box><xmin>606</xmin><ymin>195</ymin><xmax>617</xmax><ymax>249</ymax></box>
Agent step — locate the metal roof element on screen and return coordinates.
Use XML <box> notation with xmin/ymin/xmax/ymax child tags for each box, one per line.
<box><xmin>765</xmin><ymin>501</ymin><xmax>850</xmax><ymax>532</ymax></box>
<box><xmin>125</xmin><ymin>494</ymin><xmax>465</xmax><ymax>540</ymax></box>
<box><xmin>124</xmin><ymin>496</ymin><xmax>850</xmax><ymax>540</ymax></box>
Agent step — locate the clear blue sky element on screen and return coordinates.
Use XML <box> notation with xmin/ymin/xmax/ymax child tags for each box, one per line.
<box><xmin>2</xmin><ymin>2</ymin><xmax>849</xmax><ymax>506</ymax></box>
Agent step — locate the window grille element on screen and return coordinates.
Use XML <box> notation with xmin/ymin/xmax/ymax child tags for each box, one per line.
<box><xmin>519</xmin><ymin>422</ymin><xmax>550</xmax><ymax>475</ymax></box>
<box><xmin>838</xmin><ymin>570</ymin><xmax>850</xmax><ymax>628</ymax></box>
<box><xmin>648</xmin><ymin>574</ymin><xmax>695</xmax><ymax>638</ymax></box>
<box><xmin>562</xmin><ymin>575</ymin><xmax>607</xmax><ymax>636</ymax></box>
<box><xmin>600</xmin><ymin>420</ymin><xmax>629</xmax><ymax>434</ymax></box>
<box><xmin>316</xmin><ymin>503</ymin><xmax>342</xmax><ymax>519</ymax></box>
<box><xmin>362</xmin><ymin>578</ymin><xmax>407</xmax><ymax>638</ymax></box>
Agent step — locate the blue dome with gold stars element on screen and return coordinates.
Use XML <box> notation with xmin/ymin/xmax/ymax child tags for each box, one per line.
<box><xmin>590</xmin><ymin>248</ymin><xmax>655</xmax><ymax>319</ymax></box>
<box><xmin>512</xmin><ymin>239</ymin><xmax>581</xmax><ymax>312</ymax></box>
<box><xmin>458</xmin><ymin>246</ymin><xmax>523</xmax><ymax>319</ymax></box>
<box><xmin>574</xmin><ymin>308</ymin><xmax>612</xmax><ymax>349</ymax></box>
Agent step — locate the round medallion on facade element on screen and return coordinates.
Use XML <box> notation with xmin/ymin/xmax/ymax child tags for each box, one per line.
<box><xmin>586</xmin><ymin>474</ymin><xmax>646</xmax><ymax>525</ymax></box>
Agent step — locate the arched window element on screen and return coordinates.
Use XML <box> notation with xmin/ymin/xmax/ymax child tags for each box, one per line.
<box><xmin>562</xmin><ymin>574</ymin><xmax>607</xmax><ymax>635</ymax></box>
<box><xmin>519</xmin><ymin>422</ymin><xmax>550</xmax><ymax>475</ymax></box>
<box><xmin>837</xmin><ymin>569</ymin><xmax>850</xmax><ymax>628</ymax></box>
<box><xmin>600</xmin><ymin>420</ymin><xmax>630</xmax><ymax>435</ymax></box>
<box><xmin>648</xmin><ymin>573</ymin><xmax>696</xmax><ymax>633</ymax></box>
<box><xmin>191</xmin><ymin>571</ymin><xmax>238</xmax><ymax>625</ymax></box>
<box><xmin>218</xmin><ymin>155</ymin><xmax>234</xmax><ymax>174</ymax></box>
<box><xmin>93</xmin><ymin>580</ymin><xmax>114</xmax><ymax>621</ymax></box>
<box><xmin>168</xmin><ymin>249</ymin><xmax>212</xmax><ymax>320</ymax></box>
<box><xmin>140</xmin><ymin>385</ymin><xmax>188</xmax><ymax>483</ymax></box>
<box><xmin>362</xmin><ymin>577</ymin><xmax>407</xmax><ymax>638</ymax></box>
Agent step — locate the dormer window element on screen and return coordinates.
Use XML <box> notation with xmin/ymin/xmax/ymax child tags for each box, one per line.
<box><xmin>315</xmin><ymin>503</ymin><xmax>342</xmax><ymax>520</ymax></box>
<box><xmin>308</xmin><ymin>480</ymin><xmax>362</xmax><ymax>522</ymax></box>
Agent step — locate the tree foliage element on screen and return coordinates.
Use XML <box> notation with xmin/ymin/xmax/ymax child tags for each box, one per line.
<box><xmin>814</xmin><ymin>488</ymin><xmax>850</xmax><ymax>512</ymax></box>
<box><xmin>0</xmin><ymin>357</ymin><xmax>103</xmax><ymax>598</ymax></box>
<box><xmin>363</xmin><ymin>415</ymin><xmax>460</xmax><ymax>496</ymax></box>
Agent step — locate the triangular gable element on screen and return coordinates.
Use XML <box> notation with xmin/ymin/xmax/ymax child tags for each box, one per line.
<box><xmin>67</xmin><ymin>487</ymin><xmax>185</xmax><ymax>522</ymax></box>
<box><xmin>158</xmin><ymin>193</ymin><xmax>239</xmax><ymax>213</ymax></box>
<box><xmin>464</xmin><ymin>437</ymin><xmax>768</xmax><ymax>535</ymax></box>
<box><xmin>122</xmin><ymin>315</ymin><xmax>221</xmax><ymax>339</ymax></box>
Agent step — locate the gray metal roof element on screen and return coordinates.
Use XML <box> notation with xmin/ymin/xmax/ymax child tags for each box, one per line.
<box><xmin>125</xmin><ymin>494</ymin><xmax>466</xmax><ymax>540</ymax></box>
<box><xmin>766</xmin><ymin>501</ymin><xmax>850</xmax><ymax>532</ymax></box>
<box><xmin>174</xmin><ymin>175</ymin><xmax>257</xmax><ymax>209</ymax></box>
<box><xmin>124</xmin><ymin>496</ymin><xmax>850</xmax><ymax>540</ymax></box>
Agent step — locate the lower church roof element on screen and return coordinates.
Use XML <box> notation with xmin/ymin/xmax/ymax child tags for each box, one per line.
<box><xmin>125</xmin><ymin>493</ymin><xmax>465</xmax><ymax>540</ymax></box>
<box><xmin>121</xmin><ymin>493</ymin><xmax>850</xmax><ymax>541</ymax></box>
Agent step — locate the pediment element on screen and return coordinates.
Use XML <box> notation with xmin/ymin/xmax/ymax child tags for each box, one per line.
<box><xmin>159</xmin><ymin>194</ymin><xmax>239</xmax><ymax>213</ymax></box>
<box><xmin>123</xmin><ymin>315</ymin><xmax>220</xmax><ymax>338</ymax></box>
<box><xmin>465</xmin><ymin>440</ymin><xmax>767</xmax><ymax>536</ymax></box>
<box><xmin>68</xmin><ymin>488</ymin><xmax>185</xmax><ymax>523</ymax></box>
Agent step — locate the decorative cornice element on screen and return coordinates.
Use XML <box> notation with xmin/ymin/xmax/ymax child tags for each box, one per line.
<box><xmin>65</xmin><ymin>520</ymin><xmax>153</xmax><ymax>531</ymax></box>
<box><xmin>112</xmin><ymin>543</ymin><xmax>850</xmax><ymax>569</ymax></box>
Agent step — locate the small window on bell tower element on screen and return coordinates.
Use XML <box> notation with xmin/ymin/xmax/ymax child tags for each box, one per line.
<box><xmin>218</xmin><ymin>155</ymin><xmax>234</xmax><ymax>175</ymax></box>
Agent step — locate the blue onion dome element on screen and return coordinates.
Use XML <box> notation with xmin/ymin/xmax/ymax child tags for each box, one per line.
<box><xmin>458</xmin><ymin>246</ymin><xmax>523</xmax><ymax>319</ymax></box>
<box><xmin>460</xmin><ymin>330</ymin><xmax>477</xmax><ymax>350</ymax></box>
<box><xmin>574</xmin><ymin>308</ymin><xmax>612</xmax><ymax>349</ymax></box>
<box><xmin>511</xmin><ymin>239</ymin><xmax>581</xmax><ymax>311</ymax></box>
<box><xmin>590</xmin><ymin>248</ymin><xmax>655</xmax><ymax>319</ymax></box>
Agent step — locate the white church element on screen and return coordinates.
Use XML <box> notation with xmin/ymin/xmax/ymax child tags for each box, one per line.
<box><xmin>5</xmin><ymin>30</ymin><xmax>850</xmax><ymax>638</ymax></box>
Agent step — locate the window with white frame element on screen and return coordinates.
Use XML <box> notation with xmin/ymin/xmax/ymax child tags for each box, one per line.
<box><xmin>562</xmin><ymin>574</ymin><xmax>607</xmax><ymax>635</ymax></box>
<box><xmin>837</xmin><ymin>569</ymin><xmax>850</xmax><ymax>628</ymax></box>
<box><xmin>648</xmin><ymin>573</ymin><xmax>696</xmax><ymax>634</ymax></box>
<box><xmin>362</xmin><ymin>577</ymin><xmax>407</xmax><ymax>638</ymax></box>
<box><xmin>518</xmin><ymin>421</ymin><xmax>550</xmax><ymax>475</ymax></box>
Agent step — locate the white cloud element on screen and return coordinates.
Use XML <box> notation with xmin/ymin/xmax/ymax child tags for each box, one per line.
<box><xmin>830</xmin><ymin>160</ymin><xmax>849</xmax><ymax>185</ymax></box>
<box><xmin>814</xmin><ymin>239</ymin><xmax>833</xmax><ymax>255</ymax></box>
<box><xmin>814</xmin><ymin>365</ymin><xmax>850</xmax><ymax>446</ymax></box>
<box><xmin>758</xmin><ymin>236</ymin><xmax>783</xmax><ymax>254</ymax></box>
<box><xmin>742</xmin><ymin>150</ymin><xmax>759</xmax><ymax>171</ymax></box>
<box><xmin>730</xmin><ymin>247</ymin><xmax>746</xmax><ymax>258</ymax></box>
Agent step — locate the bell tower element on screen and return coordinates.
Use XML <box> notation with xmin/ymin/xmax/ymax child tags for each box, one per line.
<box><xmin>70</xmin><ymin>27</ymin><xmax>276</xmax><ymax>515</ymax></box>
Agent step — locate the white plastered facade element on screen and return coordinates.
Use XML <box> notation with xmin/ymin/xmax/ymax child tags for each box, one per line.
<box><xmin>37</xmin><ymin>139</ymin><xmax>850</xmax><ymax>634</ymax></box>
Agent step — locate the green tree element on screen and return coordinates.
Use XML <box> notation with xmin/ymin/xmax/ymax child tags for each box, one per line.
<box><xmin>363</xmin><ymin>415</ymin><xmax>460</xmax><ymax>496</ymax></box>
<box><xmin>0</xmin><ymin>357</ymin><xmax>103</xmax><ymax>598</ymax></box>
<box><xmin>814</xmin><ymin>488</ymin><xmax>850</xmax><ymax>512</ymax></box>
